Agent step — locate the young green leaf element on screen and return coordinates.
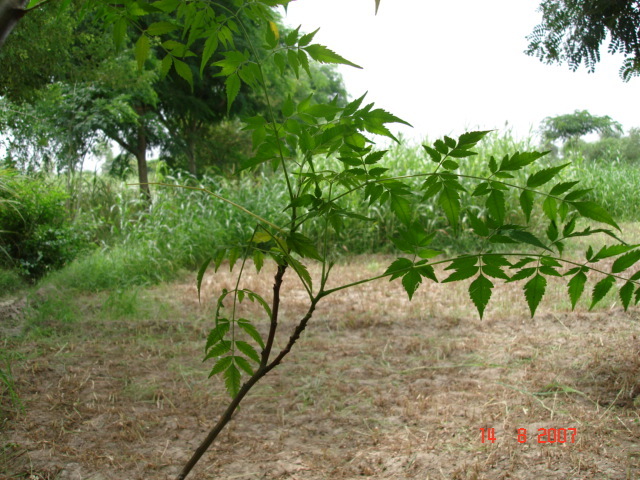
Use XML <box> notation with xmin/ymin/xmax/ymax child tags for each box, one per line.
<box><xmin>590</xmin><ymin>275</ymin><xmax>615</xmax><ymax>310</ymax></box>
<box><xmin>288</xmin><ymin>257</ymin><xmax>313</xmax><ymax>291</ymax></box>
<box><xmin>304</xmin><ymin>44</ymin><xmax>362</xmax><ymax>68</ymax></box>
<box><xmin>619</xmin><ymin>281</ymin><xmax>634</xmax><ymax>310</ymax></box>
<box><xmin>147</xmin><ymin>21</ymin><xmax>178</xmax><ymax>36</ymax></box>
<box><xmin>611</xmin><ymin>250</ymin><xmax>640</xmax><ymax>273</ymax></box>
<box><xmin>550</xmin><ymin>181</ymin><xmax>579</xmax><ymax>196</ymax></box>
<box><xmin>135</xmin><ymin>34</ymin><xmax>150</xmax><ymax>71</ymax></box>
<box><xmin>390</xmin><ymin>194</ymin><xmax>412</xmax><ymax>225</ymax></box>
<box><xmin>416</xmin><ymin>264</ymin><xmax>438</xmax><ymax>282</ymax></box>
<box><xmin>486</xmin><ymin>189</ymin><xmax>505</xmax><ymax>224</ymax></box>
<box><xmin>197</xmin><ymin>257</ymin><xmax>213</xmax><ymax>303</ymax></box>
<box><xmin>469</xmin><ymin>274</ymin><xmax>493</xmax><ymax>318</ymax></box>
<box><xmin>204</xmin><ymin>340</ymin><xmax>232</xmax><ymax>360</ymax></box>
<box><xmin>234</xmin><ymin>356</ymin><xmax>254</xmax><ymax>376</ymax></box>
<box><xmin>225</xmin><ymin>73</ymin><xmax>241</xmax><ymax>113</ymax></box>
<box><xmin>235</xmin><ymin>341</ymin><xmax>260</xmax><ymax>363</ymax></box>
<box><xmin>524</xmin><ymin>273</ymin><xmax>547</xmax><ymax>317</ymax></box>
<box><xmin>519</xmin><ymin>190</ymin><xmax>534</xmax><ymax>222</ymax></box>
<box><xmin>205</xmin><ymin>322</ymin><xmax>230</xmax><ymax>351</ymax></box>
<box><xmin>507</xmin><ymin>230</ymin><xmax>551</xmax><ymax>251</ymax></box>
<box><xmin>384</xmin><ymin>258</ymin><xmax>413</xmax><ymax>281</ymax></box>
<box><xmin>224</xmin><ymin>363</ymin><xmax>241</xmax><ymax>397</ymax></box>
<box><xmin>401</xmin><ymin>268</ymin><xmax>422</xmax><ymax>300</ymax></box>
<box><xmin>526</xmin><ymin>163</ymin><xmax>570</xmax><ymax>188</ymax></box>
<box><xmin>542</xmin><ymin>197</ymin><xmax>557</xmax><ymax>221</ymax></box>
<box><xmin>482</xmin><ymin>265</ymin><xmax>510</xmax><ymax>280</ymax></box>
<box><xmin>200</xmin><ymin>35</ymin><xmax>219</xmax><ymax>75</ymax></box>
<box><xmin>174</xmin><ymin>58</ymin><xmax>194</xmax><ymax>90</ymax></box>
<box><xmin>238</xmin><ymin>319</ymin><xmax>265</xmax><ymax>349</ymax></box>
<box><xmin>571</xmin><ymin>201</ymin><xmax>620</xmax><ymax>230</ymax></box>
<box><xmin>439</xmin><ymin>186</ymin><xmax>460</xmax><ymax>227</ymax></box>
<box><xmin>567</xmin><ymin>271</ymin><xmax>587</xmax><ymax>310</ymax></box>
<box><xmin>442</xmin><ymin>266</ymin><xmax>479</xmax><ymax>283</ymax></box>
<box><xmin>208</xmin><ymin>356</ymin><xmax>232</xmax><ymax>378</ymax></box>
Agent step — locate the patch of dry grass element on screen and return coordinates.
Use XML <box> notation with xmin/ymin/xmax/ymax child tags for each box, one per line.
<box><xmin>1</xmin><ymin>255</ymin><xmax>639</xmax><ymax>479</ymax></box>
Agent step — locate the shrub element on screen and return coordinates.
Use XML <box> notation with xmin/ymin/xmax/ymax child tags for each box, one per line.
<box><xmin>0</xmin><ymin>174</ymin><xmax>92</xmax><ymax>280</ymax></box>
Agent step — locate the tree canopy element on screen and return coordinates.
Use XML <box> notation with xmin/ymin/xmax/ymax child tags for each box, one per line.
<box><xmin>527</xmin><ymin>0</ymin><xmax>640</xmax><ymax>80</ymax></box>
<box><xmin>540</xmin><ymin>109</ymin><xmax>623</xmax><ymax>142</ymax></box>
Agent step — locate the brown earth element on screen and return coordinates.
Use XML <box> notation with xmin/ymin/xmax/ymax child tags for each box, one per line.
<box><xmin>1</xmin><ymin>256</ymin><xmax>639</xmax><ymax>479</ymax></box>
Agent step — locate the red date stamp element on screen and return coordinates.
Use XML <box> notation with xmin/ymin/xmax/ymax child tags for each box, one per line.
<box><xmin>480</xmin><ymin>427</ymin><xmax>577</xmax><ymax>444</ymax></box>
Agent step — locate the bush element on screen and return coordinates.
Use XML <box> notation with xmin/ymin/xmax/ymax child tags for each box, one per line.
<box><xmin>0</xmin><ymin>174</ymin><xmax>92</xmax><ymax>280</ymax></box>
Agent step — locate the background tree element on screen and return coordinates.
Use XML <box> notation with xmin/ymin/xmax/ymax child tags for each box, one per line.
<box><xmin>541</xmin><ymin>109</ymin><xmax>623</xmax><ymax>142</ymax></box>
<box><xmin>527</xmin><ymin>0</ymin><xmax>640</xmax><ymax>80</ymax></box>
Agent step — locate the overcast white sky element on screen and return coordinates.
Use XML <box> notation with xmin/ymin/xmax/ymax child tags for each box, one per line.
<box><xmin>282</xmin><ymin>0</ymin><xmax>640</xmax><ymax>142</ymax></box>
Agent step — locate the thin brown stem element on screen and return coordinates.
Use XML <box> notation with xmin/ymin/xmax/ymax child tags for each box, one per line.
<box><xmin>175</xmin><ymin>367</ymin><xmax>266</xmax><ymax>480</ymax></box>
<box><xmin>261</xmin><ymin>263</ymin><xmax>287</xmax><ymax>366</ymax></box>
<box><xmin>176</xmin><ymin>268</ymin><xmax>322</xmax><ymax>480</ymax></box>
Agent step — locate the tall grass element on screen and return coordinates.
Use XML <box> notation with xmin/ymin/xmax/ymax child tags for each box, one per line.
<box><xmin>45</xmin><ymin>131</ymin><xmax>638</xmax><ymax>292</ymax></box>
<box><xmin>565</xmin><ymin>156</ymin><xmax>640</xmax><ymax>221</ymax></box>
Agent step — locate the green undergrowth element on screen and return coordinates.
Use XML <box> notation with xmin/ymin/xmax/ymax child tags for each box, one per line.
<box><xmin>40</xmin><ymin>132</ymin><xmax>640</xmax><ymax>294</ymax></box>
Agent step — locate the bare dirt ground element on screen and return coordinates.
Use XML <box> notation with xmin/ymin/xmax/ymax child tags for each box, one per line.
<box><xmin>1</xmin><ymin>256</ymin><xmax>639</xmax><ymax>479</ymax></box>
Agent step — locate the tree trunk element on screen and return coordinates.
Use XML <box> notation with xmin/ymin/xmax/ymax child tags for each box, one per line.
<box><xmin>134</xmin><ymin>105</ymin><xmax>151</xmax><ymax>201</ymax></box>
<box><xmin>136</xmin><ymin>119</ymin><xmax>151</xmax><ymax>201</ymax></box>
<box><xmin>186</xmin><ymin>134</ymin><xmax>197</xmax><ymax>176</ymax></box>
<box><xmin>0</xmin><ymin>0</ymin><xmax>27</xmax><ymax>49</ymax></box>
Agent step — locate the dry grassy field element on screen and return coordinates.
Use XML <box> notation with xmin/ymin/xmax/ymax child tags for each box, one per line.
<box><xmin>2</xmin><ymin>256</ymin><xmax>639</xmax><ymax>479</ymax></box>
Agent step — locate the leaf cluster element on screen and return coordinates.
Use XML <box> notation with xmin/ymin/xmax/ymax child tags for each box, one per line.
<box><xmin>527</xmin><ymin>0</ymin><xmax>640</xmax><ymax>80</ymax></box>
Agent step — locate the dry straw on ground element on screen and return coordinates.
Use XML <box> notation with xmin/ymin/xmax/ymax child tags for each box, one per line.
<box><xmin>2</xmin><ymin>256</ymin><xmax>639</xmax><ymax>479</ymax></box>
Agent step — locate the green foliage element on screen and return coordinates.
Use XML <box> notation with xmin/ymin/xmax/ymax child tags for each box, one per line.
<box><xmin>540</xmin><ymin>110</ymin><xmax>623</xmax><ymax>143</ymax></box>
<box><xmin>5</xmin><ymin>1</ymin><xmax>639</xmax><ymax>477</ymax></box>
<box><xmin>568</xmin><ymin>128</ymin><xmax>640</xmax><ymax>163</ymax></box>
<box><xmin>564</xmin><ymin>154</ymin><xmax>640</xmax><ymax>220</ymax></box>
<box><xmin>0</xmin><ymin>348</ymin><xmax>22</xmax><ymax>420</ymax></box>
<box><xmin>527</xmin><ymin>0</ymin><xmax>640</xmax><ymax>80</ymax></box>
<box><xmin>0</xmin><ymin>269</ymin><xmax>25</xmax><ymax>296</ymax></box>
<box><xmin>0</xmin><ymin>174</ymin><xmax>92</xmax><ymax>280</ymax></box>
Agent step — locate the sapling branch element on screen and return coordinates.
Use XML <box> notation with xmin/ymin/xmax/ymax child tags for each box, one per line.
<box><xmin>261</xmin><ymin>263</ymin><xmax>287</xmax><ymax>366</ymax></box>
<box><xmin>178</xmin><ymin>267</ymin><xmax>322</xmax><ymax>480</ymax></box>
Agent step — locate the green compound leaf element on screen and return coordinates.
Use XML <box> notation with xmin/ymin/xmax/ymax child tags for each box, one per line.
<box><xmin>469</xmin><ymin>274</ymin><xmax>493</xmax><ymax>318</ymax></box>
<box><xmin>590</xmin><ymin>275</ymin><xmax>615</xmax><ymax>310</ymax></box>
<box><xmin>524</xmin><ymin>273</ymin><xmax>547</xmax><ymax>317</ymax></box>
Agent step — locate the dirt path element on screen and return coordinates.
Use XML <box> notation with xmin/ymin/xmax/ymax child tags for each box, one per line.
<box><xmin>2</xmin><ymin>257</ymin><xmax>639</xmax><ymax>479</ymax></box>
